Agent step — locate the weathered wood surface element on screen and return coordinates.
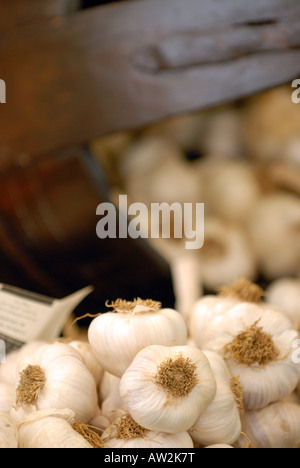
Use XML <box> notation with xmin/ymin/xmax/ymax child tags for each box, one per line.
<box><xmin>0</xmin><ymin>0</ymin><xmax>300</xmax><ymax>161</ymax></box>
<box><xmin>0</xmin><ymin>0</ymin><xmax>80</xmax><ymax>34</ymax></box>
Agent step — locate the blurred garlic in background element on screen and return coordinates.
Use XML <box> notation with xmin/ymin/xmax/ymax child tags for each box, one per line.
<box><xmin>246</xmin><ymin>192</ymin><xmax>300</xmax><ymax>280</ymax></box>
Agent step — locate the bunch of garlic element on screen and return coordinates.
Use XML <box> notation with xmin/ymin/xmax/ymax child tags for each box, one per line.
<box><xmin>189</xmin><ymin>279</ymin><xmax>300</xmax><ymax>410</ymax></box>
<box><xmin>88</xmin><ymin>298</ymin><xmax>187</xmax><ymax>377</ymax></box>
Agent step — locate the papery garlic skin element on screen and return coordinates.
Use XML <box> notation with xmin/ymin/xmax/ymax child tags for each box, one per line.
<box><xmin>68</xmin><ymin>340</ymin><xmax>103</xmax><ymax>386</ymax></box>
<box><xmin>120</xmin><ymin>345</ymin><xmax>216</xmax><ymax>433</ymax></box>
<box><xmin>103</xmin><ymin>430</ymin><xmax>194</xmax><ymax>449</ymax></box>
<box><xmin>88</xmin><ymin>304</ymin><xmax>188</xmax><ymax>378</ymax></box>
<box><xmin>99</xmin><ymin>372</ymin><xmax>125</xmax><ymax>424</ymax></box>
<box><xmin>189</xmin><ymin>351</ymin><xmax>242</xmax><ymax>446</ymax></box>
<box><xmin>16</xmin><ymin>342</ymin><xmax>98</xmax><ymax>423</ymax></box>
<box><xmin>236</xmin><ymin>401</ymin><xmax>300</xmax><ymax>449</ymax></box>
<box><xmin>0</xmin><ymin>383</ymin><xmax>15</xmax><ymax>413</ymax></box>
<box><xmin>190</xmin><ymin>299</ymin><xmax>300</xmax><ymax>410</ymax></box>
<box><xmin>266</xmin><ymin>278</ymin><xmax>300</xmax><ymax>330</ymax></box>
<box><xmin>17</xmin><ymin>409</ymin><xmax>93</xmax><ymax>449</ymax></box>
<box><xmin>0</xmin><ymin>412</ymin><xmax>18</xmax><ymax>448</ymax></box>
<box><xmin>205</xmin><ymin>444</ymin><xmax>234</xmax><ymax>449</ymax></box>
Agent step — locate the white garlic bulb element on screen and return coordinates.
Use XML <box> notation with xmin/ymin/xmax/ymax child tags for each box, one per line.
<box><xmin>266</xmin><ymin>277</ymin><xmax>300</xmax><ymax>330</ymax></box>
<box><xmin>119</xmin><ymin>344</ymin><xmax>217</xmax><ymax>433</ymax></box>
<box><xmin>198</xmin><ymin>217</ymin><xmax>257</xmax><ymax>291</ymax></box>
<box><xmin>15</xmin><ymin>342</ymin><xmax>98</xmax><ymax>423</ymax></box>
<box><xmin>0</xmin><ymin>412</ymin><xmax>18</xmax><ymax>448</ymax></box>
<box><xmin>246</xmin><ymin>192</ymin><xmax>300</xmax><ymax>279</ymax></box>
<box><xmin>236</xmin><ymin>400</ymin><xmax>300</xmax><ymax>448</ymax></box>
<box><xmin>189</xmin><ymin>281</ymin><xmax>300</xmax><ymax>410</ymax></box>
<box><xmin>68</xmin><ymin>340</ymin><xmax>103</xmax><ymax>386</ymax></box>
<box><xmin>201</xmin><ymin>160</ymin><xmax>261</xmax><ymax>222</ymax></box>
<box><xmin>102</xmin><ymin>413</ymin><xmax>194</xmax><ymax>448</ymax></box>
<box><xmin>189</xmin><ymin>351</ymin><xmax>242</xmax><ymax>446</ymax></box>
<box><xmin>17</xmin><ymin>409</ymin><xmax>100</xmax><ymax>448</ymax></box>
<box><xmin>88</xmin><ymin>299</ymin><xmax>187</xmax><ymax>378</ymax></box>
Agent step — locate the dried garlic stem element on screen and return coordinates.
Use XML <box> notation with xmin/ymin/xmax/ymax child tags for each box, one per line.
<box><xmin>105</xmin><ymin>298</ymin><xmax>162</xmax><ymax>314</ymax></box>
<box><xmin>230</xmin><ymin>376</ymin><xmax>244</xmax><ymax>414</ymax></box>
<box><xmin>72</xmin><ymin>423</ymin><xmax>104</xmax><ymax>448</ymax></box>
<box><xmin>224</xmin><ymin>321</ymin><xmax>279</xmax><ymax>367</ymax></box>
<box><xmin>115</xmin><ymin>414</ymin><xmax>147</xmax><ymax>440</ymax></box>
<box><xmin>218</xmin><ymin>278</ymin><xmax>264</xmax><ymax>303</ymax></box>
<box><xmin>154</xmin><ymin>355</ymin><xmax>198</xmax><ymax>399</ymax></box>
<box><xmin>16</xmin><ymin>365</ymin><xmax>46</xmax><ymax>407</ymax></box>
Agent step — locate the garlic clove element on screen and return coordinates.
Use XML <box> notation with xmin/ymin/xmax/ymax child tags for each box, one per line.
<box><xmin>68</xmin><ymin>340</ymin><xmax>104</xmax><ymax>386</ymax></box>
<box><xmin>119</xmin><ymin>345</ymin><xmax>217</xmax><ymax>433</ymax></box>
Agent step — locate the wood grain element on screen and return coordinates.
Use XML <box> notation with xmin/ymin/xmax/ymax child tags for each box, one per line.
<box><xmin>0</xmin><ymin>0</ymin><xmax>300</xmax><ymax>161</ymax></box>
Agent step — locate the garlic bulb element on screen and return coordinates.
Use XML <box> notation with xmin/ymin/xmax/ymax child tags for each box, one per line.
<box><xmin>119</xmin><ymin>344</ymin><xmax>217</xmax><ymax>433</ymax></box>
<box><xmin>202</xmin><ymin>160</ymin><xmax>261</xmax><ymax>222</ymax></box>
<box><xmin>15</xmin><ymin>342</ymin><xmax>98</xmax><ymax>423</ymax></box>
<box><xmin>246</xmin><ymin>192</ymin><xmax>300</xmax><ymax>279</ymax></box>
<box><xmin>102</xmin><ymin>413</ymin><xmax>194</xmax><ymax>448</ymax></box>
<box><xmin>236</xmin><ymin>400</ymin><xmax>300</xmax><ymax>448</ymax></box>
<box><xmin>0</xmin><ymin>412</ymin><xmax>18</xmax><ymax>448</ymax></box>
<box><xmin>189</xmin><ymin>351</ymin><xmax>242</xmax><ymax>446</ymax></box>
<box><xmin>68</xmin><ymin>340</ymin><xmax>103</xmax><ymax>386</ymax></box>
<box><xmin>17</xmin><ymin>409</ymin><xmax>102</xmax><ymax>448</ymax></box>
<box><xmin>99</xmin><ymin>372</ymin><xmax>125</xmax><ymax>423</ymax></box>
<box><xmin>266</xmin><ymin>277</ymin><xmax>300</xmax><ymax>330</ymax></box>
<box><xmin>190</xmin><ymin>280</ymin><xmax>300</xmax><ymax>410</ymax></box>
<box><xmin>198</xmin><ymin>217</ymin><xmax>257</xmax><ymax>291</ymax></box>
<box><xmin>88</xmin><ymin>299</ymin><xmax>187</xmax><ymax>378</ymax></box>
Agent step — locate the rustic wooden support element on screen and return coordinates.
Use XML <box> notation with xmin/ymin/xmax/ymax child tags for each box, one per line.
<box><xmin>0</xmin><ymin>0</ymin><xmax>300</xmax><ymax>160</ymax></box>
<box><xmin>0</xmin><ymin>0</ymin><xmax>80</xmax><ymax>33</ymax></box>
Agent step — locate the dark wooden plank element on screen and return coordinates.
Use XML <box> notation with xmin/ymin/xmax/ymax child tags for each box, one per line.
<box><xmin>0</xmin><ymin>0</ymin><xmax>300</xmax><ymax>161</ymax></box>
<box><xmin>0</xmin><ymin>0</ymin><xmax>80</xmax><ymax>34</ymax></box>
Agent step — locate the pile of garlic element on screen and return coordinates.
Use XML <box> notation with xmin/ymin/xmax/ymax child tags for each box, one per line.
<box><xmin>2</xmin><ymin>284</ymin><xmax>300</xmax><ymax>449</ymax></box>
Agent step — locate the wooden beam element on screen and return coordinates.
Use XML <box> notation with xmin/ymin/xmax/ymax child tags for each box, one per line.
<box><xmin>0</xmin><ymin>0</ymin><xmax>300</xmax><ymax>161</ymax></box>
<box><xmin>0</xmin><ymin>0</ymin><xmax>80</xmax><ymax>34</ymax></box>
